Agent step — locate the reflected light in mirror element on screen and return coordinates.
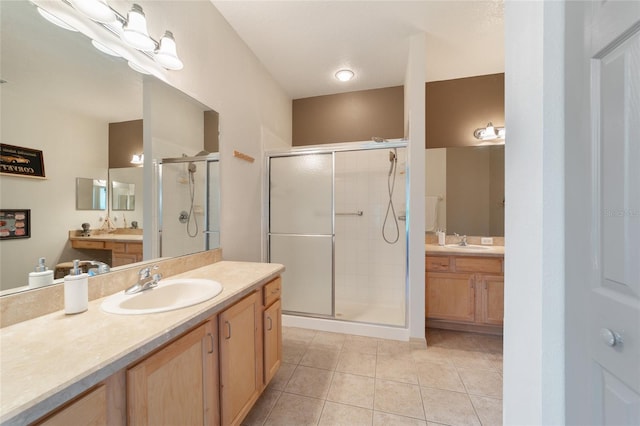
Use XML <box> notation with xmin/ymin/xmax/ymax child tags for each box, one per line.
<box><xmin>130</xmin><ymin>154</ymin><xmax>144</xmax><ymax>165</ymax></box>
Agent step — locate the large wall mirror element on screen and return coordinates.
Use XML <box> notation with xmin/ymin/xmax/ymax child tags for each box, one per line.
<box><xmin>0</xmin><ymin>0</ymin><xmax>220</xmax><ymax>293</ymax></box>
<box><xmin>426</xmin><ymin>145</ymin><xmax>504</xmax><ymax>237</ymax></box>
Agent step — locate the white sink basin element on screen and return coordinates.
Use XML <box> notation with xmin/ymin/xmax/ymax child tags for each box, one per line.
<box><xmin>101</xmin><ymin>278</ymin><xmax>223</xmax><ymax>315</ymax></box>
<box><xmin>444</xmin><ymin>244</ymin><xmax>491</xmax><ymax>250</ymax></box>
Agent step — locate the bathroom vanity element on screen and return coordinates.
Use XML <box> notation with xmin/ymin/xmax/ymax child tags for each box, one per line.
<box><xmin>425</xmin><ymin>243</ymin><xmax>504</xmax><ymax>335</ymax></box>
<box><xmin>68</xmin><ymin>229</ymin><xmax>143</xmax><ymax>268</ymax></box>
<box><xmin>0</xmin><ymin>257</ymin><xmax>283</xmax><ymax>425</ymax></box>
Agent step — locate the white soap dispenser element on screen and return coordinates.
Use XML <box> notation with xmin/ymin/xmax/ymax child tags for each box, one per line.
<box><xmin>64</xmin><ymin>260</ymin><xmax>88</xmax><ymax>314</ymax></box>
<box><xmin>28</xmin><ymin>257</ymin><xmax>54</xmax><ymax>288</ymax></box>
<box><xmin>437</xmin><ymin>230</ymin><xmax>446</xmax><ymax>246</ymax></box>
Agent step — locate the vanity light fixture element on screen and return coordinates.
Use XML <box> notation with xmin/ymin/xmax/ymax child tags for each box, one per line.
<box><xmin>122</xmin><ymin>4</ymin><xmax>155</xmax><ymax>51</ymax></box>
<box><xmin>127</xmin><ymin>61</ymin><xmax>151</xmax><ymax>75</ymax></box>
<box><xmin>335</xmin><ymin>69</ymin><xmax>355</xmax><ymax>82</ymax></box>
<box><xmin>154</xmin><ymin>31</ymin><xmax>184</xmax><ymax>70</ymax></box>
<box><xmin>37</xmin><ymin>7</ymin><xmax>78</xmax><ymax>32</ymax></box>
<box><xmin>70</xmin><ymin>0</ymin><xmax>116</xmax><ymax>24</ymax></box>
<box><xmin>131</xmin><ymin>154</ymin><xmax>144</xmax><ymax>165</ymax></box>
<box><xmin>473</xmin><ymin>122</ymin><xmax>505</xmax><ymax>141</ymax></box>
<box><xmin>91</xmin><ymin>39</ymin><xmax>120</xmax><ymax>57</ymax></box>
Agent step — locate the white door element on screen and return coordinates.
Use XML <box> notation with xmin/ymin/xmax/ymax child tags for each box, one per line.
<box><xmin>567</xmin><ymin>1</ymin><xmax>640</xmax><ymax>424</ymax></box>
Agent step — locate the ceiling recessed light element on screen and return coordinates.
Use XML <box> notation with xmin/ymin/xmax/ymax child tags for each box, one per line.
<box><xmin>335</xmin><ymin>69</ymin><xmax>355</xmax><ymax>82</ymax></box>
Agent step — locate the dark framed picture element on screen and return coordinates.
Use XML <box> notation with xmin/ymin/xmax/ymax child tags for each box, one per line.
<box><xmin>0</xmin><ymin>210</ymin><xmax>31</xmax><ymax>240</ymax></box>
<box><xmin>0</xmin><ymin>144</ymin><xmax>46</xmax><ymax>178</ymax></box>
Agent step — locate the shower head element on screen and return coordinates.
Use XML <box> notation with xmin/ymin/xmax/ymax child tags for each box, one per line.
<box><xmin>389</xmin><ymin>149</ymin><xmax>397</xmax><ymax>163</ymax></box>
<box><xmin>188</xmin><ymin>162</ymin><xmax>196</xmax><ymax>173</ymax></box>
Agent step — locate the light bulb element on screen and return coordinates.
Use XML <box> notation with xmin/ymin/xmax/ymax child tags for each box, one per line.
<box><xmin>122</xmin><ymin>4</ymin><xmax>155</xmax><ymax>51</ymax></box>
<box><xmin>154</xmin><ymin>31</ymin><xmax>184</xmax><ymax>70</ymax></box>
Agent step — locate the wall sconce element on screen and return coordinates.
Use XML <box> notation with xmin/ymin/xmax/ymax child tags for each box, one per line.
<box><xmin>130</xmin><ymin>154</ymin><xmax>144</xmax><ymax>165</ymax></box>
<box><xmin>37</xmin><ymin>0</ymin><xmax>184</xmax><ymax>72</ymax></box>
<box><xmin>473</xmin><ymin>122</ymin><xmax>505</xmax><ymax>141</ymax></box>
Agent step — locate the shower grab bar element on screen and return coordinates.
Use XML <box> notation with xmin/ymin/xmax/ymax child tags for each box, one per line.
<box><xmin>336</xmin><ymin>211</ymin><xmax>363</xmax><ymax>216</ymax></box>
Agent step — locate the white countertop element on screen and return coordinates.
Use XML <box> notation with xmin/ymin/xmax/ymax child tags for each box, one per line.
<box><xmin>425</xmin><ymin>243</ymin><xmax>505</xmax><ymax>257</ymax></box>
<box><xmin>0</xmin><ymin>261</ymin><xmax>284</xmax><ymax>425</ymax></box>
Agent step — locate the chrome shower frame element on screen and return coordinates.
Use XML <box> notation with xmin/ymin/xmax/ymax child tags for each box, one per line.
<box><xmin>264</xmin><ymin>139</ymin><xmax>409</xmax><ymax>328</ymax></box>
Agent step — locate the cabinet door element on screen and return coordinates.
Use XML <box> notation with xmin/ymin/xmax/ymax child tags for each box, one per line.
<box><xmin>478</xmin><ymin>275</ymin><xmax>504</xmax><ymax>325</ymax></box>
<box><xmin>38</xmin><ymin>384</ymin><xmax>108</xmax><ymax>426</ymax></box>
<box><xmin>219</xmin><ymin>291</ymin><xmax>262</xmax><ymax>426</ymax></box>
<box><xmin>127</xmin><ymin>321</ymin><xmax>218</xmax><ymax>425</ymax></box>
<box><xmin>264</xmin><ymin>299</ymin><xmax>282</xmax><ymax>385</ymax></box>
<box><xmin>426</xmin><ymin>272</ymin><xmax>475</xmax><ymax>322</ymax></box>
<box><xmin>112</xmin><ymin>253</ymin><xmax>138</xmax><ymax>267</ymax></box>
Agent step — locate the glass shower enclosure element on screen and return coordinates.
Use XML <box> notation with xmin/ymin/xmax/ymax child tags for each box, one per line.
<box><xmin>267</xmin><ymin>142</ymin><xmax>407</xmax><ymax>327</ymax></box>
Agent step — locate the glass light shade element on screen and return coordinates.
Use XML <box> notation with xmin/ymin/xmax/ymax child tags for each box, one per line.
<box><xmin>71</xmin><ymin>0</ymin><xmax>116</xmax><ymax>24</ymax></box>
<box><xmin>127</xmin><ymin>61</ymin><xmax>151</xmax><ymax>75</ymax></box>
<box><xmin>335</xmin><ymin>69</ymin><xmax>355</xmax><ymax>82</ymax></box>
<box><xmin>91</xmin><ymin>40</ymin><xmax>120</xmax><ymax>57</ymax></box>
<box><xmin>131</xmin><ymin>154</ymin><xmax>144</xmax><ymax>165</ymax></box>
<box><xmin>154</xmin><ymin>31</ymin><xmax>184</xmax><ymax>70</ymax></box>
<box><xmin>37</xmin><ymin>7</ymin><xmax>78</xmax><ymax>32</ymax></box>
<box><xmin>122</xmin><ymin>4</ymin><xmax>155</xmax><ymax>51</ymax></box>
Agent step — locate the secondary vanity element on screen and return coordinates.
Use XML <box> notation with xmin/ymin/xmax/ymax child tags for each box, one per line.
<box><xmin>425</xmin><ymin>239</ymin><xmax>504</xmax><ymax>335</ymax></box>
<box><xmin>0</xmin><ymin>250</ymin><xmax>284</xmax><ymax>426</ymax></box>
<box><xmin>68</xmin><ymin>229</ymin><xmax>143</xmax><ymax>270</ymax></box>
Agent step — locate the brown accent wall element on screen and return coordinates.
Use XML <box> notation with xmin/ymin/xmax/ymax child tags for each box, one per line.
<box><xmin>204</xmin><ymin>110</ymin><xmax>219</xmax><ymax>153</ymax></box>
<box><xmin>109</xmin><ymin>119</ymin><xmax>143</xmax><ymax>169</ymax></box>
<box><xmin>292</xmin><ymin>86</ymin><xmax>404</xmax><ymax>146</ymax></box>
<box><xmin>426</xmin><ymin>73</ymin><xmax>504</xmax><ymax>149</ymax></box>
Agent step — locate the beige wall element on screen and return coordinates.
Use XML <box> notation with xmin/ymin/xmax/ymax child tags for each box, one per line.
<box><xmin>426</xmin><ymin>73</ymin><xmax>504</xmax><ymax>148</ymax></box>
<box><xmin>425</xmin><ymin>148</ymin><xmax>447</xmax><ymax>232</ymax></box>
<box><xmin>292</xmin><ymin>86</ymin><xmax>404</xmax><ymax>145</ymax></box>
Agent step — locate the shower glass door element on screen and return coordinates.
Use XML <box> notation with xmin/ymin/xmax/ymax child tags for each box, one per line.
<box><xmin>269</xmin><ymin>153</ymin><xmax>334</xmax><ymax>316</ymax></box>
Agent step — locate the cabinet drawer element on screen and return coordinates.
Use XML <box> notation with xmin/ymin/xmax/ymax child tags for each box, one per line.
<box><xmin>455</xmin><ymin>257</ymin><xmax>502</xmax><ymax>274</ymax></box>
<box><xmin>426</xmin><ymin>256</ymin><xmax>451</xmax><ymax>272</ymax></box>
<box><xmin>71</xmin><ymin>240</ymin><xmax>105</xmax><ymax>250</ymax></box>
<box><xmin>263</xmin><ymin>277</ymin><xmax>282</xmax><ymax>307</ymax></box>
<box><xmin>104</xmin><ymin>242</ymin><xmax>126</xmax><ymax>252</ymax></box>
<box><xmin>126</xmin><ymin>243</ymin><xmax>143</xmax><ymax>254</ymax></box>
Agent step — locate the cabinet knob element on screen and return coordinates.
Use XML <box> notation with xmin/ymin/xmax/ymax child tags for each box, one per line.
<box><xmin>600</xmin><ymin>328</ymin><xmax>623</xmax><ymax>347</ymax></box>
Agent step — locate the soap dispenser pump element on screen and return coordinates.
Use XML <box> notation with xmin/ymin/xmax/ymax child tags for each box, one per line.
<box><xmin>28</xmin><ymin>257</ymin><xmax>54</xmax><ymax>288</ymax></box>
<box><xmin>64</xmin><ymin>260</ymin><xmax>88</xmax><ymax>314</ymax></box>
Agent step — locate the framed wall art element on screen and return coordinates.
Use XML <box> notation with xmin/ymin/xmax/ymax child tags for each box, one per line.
<box><xmin>0</xmin><ymin>144</ymin><xmax>46</xmax><ymax>178</ymax></box>
<box><xmin>0</xmin><ymin>210</ymin><xmax>31</xmax><ymax>240</ymax></box>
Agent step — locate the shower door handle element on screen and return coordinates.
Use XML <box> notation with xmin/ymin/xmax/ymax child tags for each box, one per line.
<box><xmin>398</xmin><ymin>215</ymin><xmax>406</xmax><ymax>221</ymax></box>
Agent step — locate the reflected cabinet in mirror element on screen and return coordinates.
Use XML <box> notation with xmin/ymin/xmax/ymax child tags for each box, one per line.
<box><xmin>426</xmin><ymin>145</ymin><xmax>504</xmax><ymax>237</ymax></box>
<box><xmin>0</xmin><ymin>0</ymin><xmax>220</xmax><ymax>293</ymax></box>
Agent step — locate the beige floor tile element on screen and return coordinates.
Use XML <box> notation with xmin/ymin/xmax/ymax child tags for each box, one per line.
<box><xmin>458</xmin><ymin>368</ymin><xmax>503</xmax><ymax>398</ymax></box>
<box><xmin>416</xmin><ymin>361</ymin><xmax>466</xmax><ymax>392</ymax></box>
<box><xmin>373</xmin><ymin>411</ymin><xmax>427</xmax><ymax>425</ymax></box>
<box><xmin>421</xmin><ymin>387</ymin><xmax>480</xmax><ymax>426</ymax></box>
<box><xmin>376</xmin><ymin>353</ymin><xmax>419</xmax><ymax>384</ymax></box>
<box><xmin>310</xmin><ymin>331</ymin><xmax>347</xmax><ymax>350</ymax></box>
<box><xmin>343</xmin><ymin>335</ymin><xmax>380</xmax><ymax>354</ymax></box>
<box><xmin>242</xmin><ymin>387</ymin><xmax>281</xmax><ymax>426</ymax></box>
<box><xmin>327</xmin><ymin>372</ymin><xmax>375</xmax><ymax>409</ymax></box>
<box><xmin>268</xmin><ymin>362</ymin><xmax>296</xmax><ymax>391</ymax></box>
<box><xmin>300</xmin><ymin>347</ymin><xmax>341</xmax><ymax>370</ymax></box>
<box><xmin>425</xmin><ymin>330</ymin><xmax>479</xmax><ymax>351</ymax></box>
<box><xmin>470</xmin><ymin>395</ymin><xmax>503</xmax><ymax>426</ymax></box>
<box><xmin>285</xmin><ymin>365</ymin><xmax>334</xmax><ymax>398</ymax></box>
<box><xmin>374</xmin><ymin>379</ymin><xmax>425</xmax><ymax>420</ymax></box>
<box><xmin>283</xmin><ymin>340</ymin><xmax>308</xmax><ymax>364</ymax></box>
<box><xmin>449</xmin><ymin>350</ymin><xmax>498</xmax><ymax>371</ymax></box>
<box><xmin>412</xmin><ymin>346</ymin><xmax>455</xmax><ymax>367</ymax></box>
<box><xmin>264</xmin><ymin>392</ymin><xmax>324</xmax><ymax>426</ymax></box>
<box><xmin>283</xmin><ymin>326</ymin><xmax>317</xmax><ymax>344</ymax></box>
<box><xmin>336</xmin><ymin>350</ymin><xmax>377</xmax><ymax>377</ymax></box>
<box><xmin>319</xmin><ymin>401</ymin><xmax>373</xmax><ymax>426</ymax></box>
<box><xmin>378</xmin><ymin>338</ymin><xmax>413</xmax><ymax>356</ymax></box>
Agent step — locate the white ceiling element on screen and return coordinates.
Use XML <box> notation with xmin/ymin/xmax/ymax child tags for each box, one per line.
<box><xmin>212</xmin><ymin>0</ymin><xmax>505</xmax><ymax>100</ymax></box>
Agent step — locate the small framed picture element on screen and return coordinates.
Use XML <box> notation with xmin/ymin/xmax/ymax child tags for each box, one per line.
<box><xmin>0</xmin><ymin>144</ymin><xmax>46</xmax><ymax>178</ymax></box>
<box><xmin>0</xmin><ymin>210</ymin><xmax>31</xmax><ymax>240</ymax></box>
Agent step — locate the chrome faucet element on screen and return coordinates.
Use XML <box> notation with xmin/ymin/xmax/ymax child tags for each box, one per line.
<box><xmin>124</xmin><ymin>265</ymin><xmax>162</xmax><ymax>295</ymax></box>
<box><xmin>87</xmin><ymin>260</ymin><xmax>110</xmax><ymax>275</ymax></box>
<box><xmin>454</xmin><ymin>233</ymin><xmax>468</xmax><ymax>246</ymax></box>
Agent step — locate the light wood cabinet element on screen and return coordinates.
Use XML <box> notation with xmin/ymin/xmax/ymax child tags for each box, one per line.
<box><xmin>426</xmin><ymin>254</ymin><xmax>504</xmax><ymax>334</ymax></box>
<box><xmin>263</xmin><ymin>278</ymin><xmax>282</xmax><ymax>386</ymax></box>
<box><xmin>219</xmin><ymin>291</ymin><xmax>262</xmax><ymax>426</ymax></box>
<box><xmin>35</xmin><ymin>372</ymin><xmax>125</xmax><ymax>426</ymax></box>
<box><xmin>127</xmin><ymin>320</ymin><xmax>219</xmax><ymax>425</ymax></box>
<box><xmin>70</xmin><ymin>239</ymin><xmax>143</xmax><ymax>267</ymax></box>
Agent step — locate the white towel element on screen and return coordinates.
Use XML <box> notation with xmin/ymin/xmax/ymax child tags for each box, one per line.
<box><xmin>425</xmin><ymin>196</ymin><xmax>439</xmax><ymax>232</ymax></box>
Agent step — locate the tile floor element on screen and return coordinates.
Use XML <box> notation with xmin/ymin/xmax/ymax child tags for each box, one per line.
<box><xmin>243</xmin><ymin>327</ymin><xmax>503</xmax><ymax>426</ymax></box>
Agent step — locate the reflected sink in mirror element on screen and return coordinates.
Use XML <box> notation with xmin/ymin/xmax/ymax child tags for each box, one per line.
<box><xmin>101</xmin><ymin>278</ymin><xmax>223</xmax><ymax>315</ymax></box>
<box><xmin>444</xmin><ymin>244</ymin><xmax>491</xmax><ymax>250</ymax></box>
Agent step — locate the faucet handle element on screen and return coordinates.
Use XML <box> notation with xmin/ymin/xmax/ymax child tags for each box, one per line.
<box><xmin>138</xmin><ymin>265</ymin><xmax>159</xmax><ymax>279</ymax></box>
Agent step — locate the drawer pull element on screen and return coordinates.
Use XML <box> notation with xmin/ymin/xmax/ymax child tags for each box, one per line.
<box><xmin>225</xmin><ymin>321</ymin><xmax>231</xmax><ymax>340</ymax></box>
<box><xmin>266</xmin><ymin>316</ymin><xmax>273</xmax><ymax>331</ymax></box>
<box><xmin>207</xmin><ymin>333</ymin><xmax>215</xmax><ymax>354</ymax></box>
